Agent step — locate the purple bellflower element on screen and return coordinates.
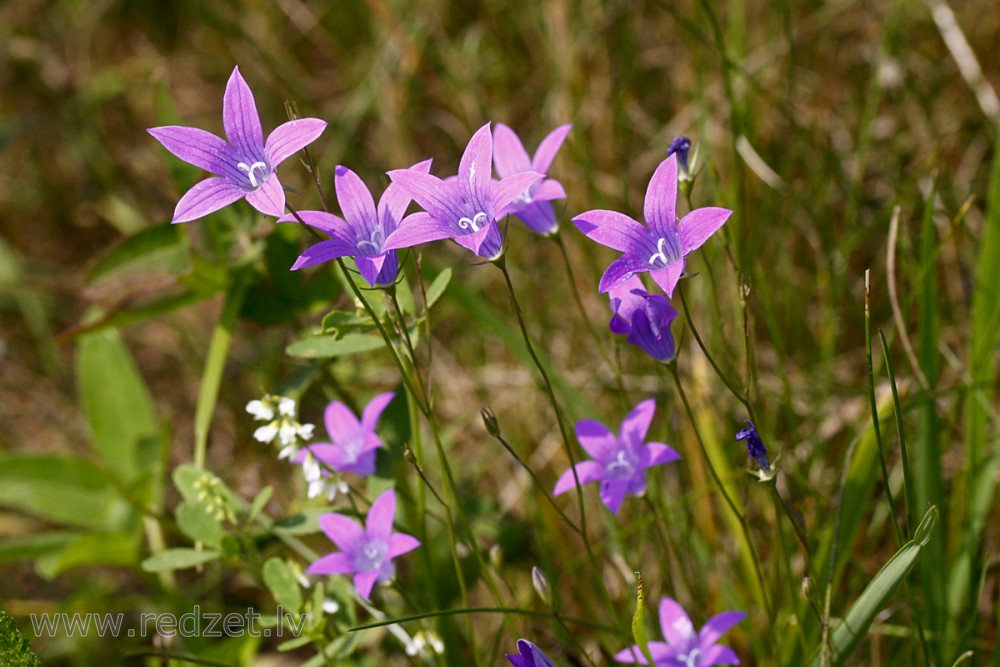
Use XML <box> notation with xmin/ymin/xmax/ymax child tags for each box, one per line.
<box><xmin>507</xmin><ymin>639</ymin><xmax>559</xmax><ymax>667</ymax></box>
<box><xmin>277</xmin><ymin>162</ymin><xmax>431</xmax><ymax>287</ymax></box>
<box><xmin>609</xmin><ymin>275</ymin><xmax>679</xmax><ymax>363</ymax></box>
<box><xmin>382</xmin><ymin>122</ymin><xmax>544</xmax><ymax>260</ymax></box>
<box><xmin>735</xmin><ymin>420</ymin><xmax>771</xmax><ymax>474</ymax></box>
<box><xmin>573</xmin><ymin>154</ymin><xmax>732</xmax><ymax>296</ymax></box>
<box><xmin>294</xmin><ymin>392</ymin><xmax>395</xmax><ymax>479</ymax></box>
<box><xmin>149</xmin><ymin>67</ymin><xmax>326</xmax><ymax>223</ymax></box>
<box><xmin>492</xmin><ymin>123</ymin><xmax>572</xmax><ymax>235</ymax></box>
<box><xmin>307</xmin><ymin>488</ymin><xmax>420</xmax><ymax>600</ymax></box>
<box><xmin>553</xmin><ymin>399</ymin><xmax>680</xmax><ymax>515</ymax></box>
<box><xmin>615</xmin><ymin>597</ymin><xmax>746</xmax><ymax>667</ymax></box>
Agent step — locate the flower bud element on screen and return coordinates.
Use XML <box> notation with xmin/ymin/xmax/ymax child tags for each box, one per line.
<box><xmin>531</xmin><ymin>566</ymin><xmax>552</xmax><ymax>606</ymax></box>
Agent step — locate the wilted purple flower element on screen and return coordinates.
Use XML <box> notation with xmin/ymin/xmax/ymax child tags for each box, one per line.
<box><xmin>493</xmin><ymin>123</ymin><xmax>572</xmax><ymax>235</ymax></box>
<box><xmin>149</xmin><ymin>67</ymin><xmax>326</xmax><ymax>223</ymax></box>
<box><xmin>294</xmin><ymin>392</ymin><xmax>394</xmax><ymax>480</ymax></box>
<box><xmin>382</xmin><ymin>123</ymin><xmax>544</xmax><ymax>260</ymax></box>
<box><xmin>609</xmin><ymin>275</ymin><xmax>678</xmax><ymax>363</ymax></box>
<box><xmin>666</xmin><ymin>136</ymin><xmax>692</xmax><ymax>180</ymax></box>
<box><xmin>553</xmin><ymin>399</ymin><xmax>680</xmax><ymax>515</ymax></box>
<box><xmin>735</xmin><ymin>420</ymin><xmax>770</xmax><ymax>473</ymax></box>
<box><xmin>573</xmin><ymin>154</ymin><xmax>732</xmax><ymax>296</ymax></box>
<box><xmin>614</xmin><ymin>597</ymin><xmax>746</xmax><ymax>666</ymax></box>
<box><xmin>277</xmin><ymin>162</ymin><xmax>431</xmax><ymax>286</ymax></box>
<box><xmin>507</xmin><ymin>639</ymin><xmax>559</xmax><ymax>667</ymax></box>
<box><xmin>307</xmin><ymin>488</ymin><xmax>420</xmax><ymax>600</ymax></box>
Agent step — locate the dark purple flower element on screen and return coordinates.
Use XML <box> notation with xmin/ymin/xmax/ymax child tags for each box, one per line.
<box><xmin>553</xmin><ymin>399</ymin><xmax>680</xmax><ymax>515</ymax></box>
<box><xmin>278</xmin><ymin>162</ymin><xmax>431</xmax><ymax>286</ymax></box>
<box><xmin>148</xmin><ymin>66</ymin><xmax>326</xmax><ymax>223</ymax></box>
<box><xmin>493</xmin><ymin>123</ymin><xmax>572</xmax><ymax>235</ymax></box>
<box><xmin>382</xmin><ymin>123</ymin><xmax>544</xmax><ymax>260</ymax></box>
<box><xmin>666</xmin><ymin>136</ymin><xmax>692</xmax><ymax>179</ymax></box>
<box><xmin>294</xmin><ymin>392</ymin><xmax>394</xmax><ymax>481</ymax></box>
<box><xmin>609</xmin><ymin>275</ymin><xmax>678</xmax><ymax>363</ymax></box>
<box><xmin>573</xmin><ymin>154</ymin><xmax>732</xmax><ymax>296</ymax></box>
<box><xmin>507</xmin><ymin>639</ymin><xmax>559</xmax><ymax>667</ymax></box>
<box><xmin>735</xmin><ymin>420</ymin><xmax>770</xmax><ymax>473</ymax></box>
<box><xmin>614</xmin><ymin>597</ymin><xmax>746</xmax><ymax>666</ymax></box>
<box><xmin>306</xmin><ymin>488</ymin><xmax>420</xmax><ymax>600</ymax></box>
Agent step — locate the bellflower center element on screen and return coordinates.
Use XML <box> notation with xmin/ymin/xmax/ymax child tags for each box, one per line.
<box><xmin>679</xmin><ymin>648</ymin><xmax>702</xmax><ymax>667</ymax></box>
<box><xmin>605</xmin><ymin>450</ymin><xmax>637</xmax><ymax>480</ymax></box>
<box><xmin>237</xmin><ymin>160</ymin><xmax>269</xmax><ymax>189</ymax></box>
<box><xmin>648</xmin><ymin>233</ymin><xmax>682</xmax><ymax>268</ymax></box>
<box><xmin>458</xmin><ymin>211</ymin><xmax>489</xmax><ymax>232</ymax></box>
<box><xmin>354</xmin><ymin>537</ymin><xmax>388</xmax><ymax>573</ymax></box>
<box><xmin>356</xmin><ymin>228</ymin><xmax>385</xmax><ymax>256</ymax></box>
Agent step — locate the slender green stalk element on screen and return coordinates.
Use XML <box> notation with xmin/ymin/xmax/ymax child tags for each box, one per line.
<box><xmin>864</xmin><ymin>271</ymin><xmax>904</xmax><ymax>548</ymax></box>
<box><xmin>667</xmin><ymin>364</ymin><xmax>772</xmax><ymax>623</ymax></box>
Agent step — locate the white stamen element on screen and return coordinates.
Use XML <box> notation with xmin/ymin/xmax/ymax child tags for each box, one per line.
<box><xmin>237</xmin><ymin>160</ymin><xmax>268</xmax><ymax>188</ymax></box>
<box><xmin>458</xmin><ymin>212</ymin><xmax>489</xmax><ymax>232</ymax></box>
<box><xmin>649</xmin><ymin>237</ymin><xmax>669</xmax><ymax>266</ymax></box>
<box><xmin>356</xmin><ymin>228</ymin><xmax>385</xmax><ymax>254</ymax></box>
<box><xmin>679</xmin><ymin>648</ymin><xmax>702</xmax><ymax>667</ymax></box>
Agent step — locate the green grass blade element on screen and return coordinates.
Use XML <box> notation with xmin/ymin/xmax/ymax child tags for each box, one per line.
<box><xmin>812</xmin><ymin>506</ymin><xmax>938</xmax><ymax>667</ymax></box>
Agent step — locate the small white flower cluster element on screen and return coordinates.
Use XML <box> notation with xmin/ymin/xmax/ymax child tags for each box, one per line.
<box><xmin>301</xmin><ymin>451</ymin><xmax>349</xmax><ymax>502</ymax></box>
<box><xmin>246</xmin><ymin>394</ymin><xmax>315</xmax><ymax>459</ymax></box>
<box><xmin>405</xmin><ymin>630</ymin><xmax>445</xmax><ymax>657</ymax></box>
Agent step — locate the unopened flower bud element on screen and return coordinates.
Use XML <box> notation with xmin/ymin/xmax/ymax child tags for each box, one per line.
<box><xmin>531</xmin><ymin>566</ymin><xmax>552</xmax><ymax>606</ymax></box>
<box><xmin>481</xmin><ymin>407</ymin><xmax>501</xmax><ymax>438</ymax></box>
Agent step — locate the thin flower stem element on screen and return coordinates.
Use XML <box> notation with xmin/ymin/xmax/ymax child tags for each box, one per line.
<box><xmin>864</xmin><ymin>271</ymin><xmax>904</xmax><ymax>548</ymax></box>
<box><xmin>667</xmin><ymin>364</ymin><xmax>773</xmax><ymax>624</ymax></box>
<box><xmin>493</xmin><ymin>255</ymin><xmax>628</xmax><ymax>635</ymax></box>
<box><xmin>677</xmin><ymin>288</ymin><xmax>758</xmax><ymax>424</ymax></box>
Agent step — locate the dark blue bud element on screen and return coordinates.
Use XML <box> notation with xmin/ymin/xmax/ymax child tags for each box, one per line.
<box><xmin>735</xmin><ymin>420</ymin><xmax>770</xmax><ymax>472</ymax></box>
<box><xmin>666</xmin><ymin>136</ymin><xmax>692</xmax><ymax>176</ymax></box>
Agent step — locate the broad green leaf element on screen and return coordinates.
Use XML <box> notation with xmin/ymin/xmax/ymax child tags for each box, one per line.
<box><xmin>0</xmin><ymin>454</ymin><xmax>127</xmax><ymax>529</ymax></box>
<box><xmin>272</xmin><ymin>509</ymin><xmax>325</xmax><ymax>536</ymax></box>
<box><xmin>176</xmin><ymin>500</ymin><xmax>224</xmax><ymax>546</ymax></box>
<box><xmin>424</xmin><ymin>267</ymin><xmax>452</xmax><ymax>310</ymax></box>
<box><xmin>141</xmin><ymin>547</ymin><xmax>221</xmax><ymax>572</ymax></box>
<box><xmin>0</xmin><ymin>532</ymin><xmax>75</xmax><ymax>563</ymax></box>
<box><xmin>77</xmin><ymin>328</ymin><xmax>161</xmax><ymax>490</ymax></box>
<box><xmin>286</xmin><ymin>333</ymin><xmax>385</xmax><ymax>359</ymax></box>
<box><xmin>262</xmin><ymin>557</ymin><xmax>304</xmax><ymax>613</ymax></box>
<box><xmin>812</xmin><ymin>506</ymin><xmax>938</xmax><ymax>666</ymax></box>
<box><xmin>320</xmin><ymin>310</ymin><xmax>374</xmax><ymax>335</ymax></box>
<box><xmin>86</xmin><ymin>223</ymin><xmax>188</xmax><ymax>285</ymax></box>
<box><xmin>35</xmin><ymin>531</ymin><xmax>139</xmax><ymax>578</ymax></box>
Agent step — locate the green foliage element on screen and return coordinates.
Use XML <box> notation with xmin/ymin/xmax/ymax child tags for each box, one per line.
<box><xmin>0</xmin><ymin>612</ymin><xmax>41</xmax><ymax>667</ymax></box>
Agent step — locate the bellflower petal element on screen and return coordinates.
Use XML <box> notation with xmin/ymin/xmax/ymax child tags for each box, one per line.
<box><xmin>361</xmin><ymin>392</ymin><xmax>396</xmax><ymax>432</ymax></box>
<box><xmin>515</xmin><ymin>201</ymin><xmax>559</xmax><ymax>235</ymax></box>
<box><xmin>598</xmin><ymin>255</ymin><xmax>652</xmax><ymax>293</ymax></box>
<box><xmin>679</xmin><ymin>206</ymin><xmax>733</xmax><ymax>254</ymax></box>
<box><xmin>306</xmin><ymin>552</ymin><xmax>355</xmax><ymax>575</ymax></box>
<box><xmin>382</xmin><ymin>212</ymin><xmax>456</xmax><ymax>251</ymax></box>
<box><xmin>265</xmin><ymin>118</ymin><xmax>327</xmax><ymax>166</ymax></box>
<box><xmin>600</xmin><ymin>479</ymin><xmax>630</xmax><ymax>515</ymax></box>
<box><xmin>290</xmin><ymin>238</ymin><xmax>359</xmax><ymax>270</ymax></box>
<box><xmin>643</xmin><ymin>154</ymin><xmax>679</xmax><ymax>238</ymax></box>
<box><xmin>553</xmin><ymin>460</ymin><xmax>606</xmax><ymax>495</ymax></box>
<box><xmin>658</xmin><ymin>597</ymin><xmax>696</xmax><ymax>645</ymax></box>
<box><xmin>222</xmin><ymin>66</ymin><xmax>264</xmax><ymax>154</ymax></box>
<box><xmin>574</xmin><ymin>210</ymin><xmax>650</xmax><ymax>252</ymax></box>
<box><xmin>492</xmin><ymin>171</ymin><xmax>545</xmax><ymax>217</ymax></box>
<box><xmin>245</xmin><ymin>174</ymin><xmax>286</xmax><ymax>217</ymax></box>
<box><xmin>575</xmin><ymin>419</ymin><xmax>618</xmax><ymax>460</ymax></box>
<box><xmin>649</xmin><ymin>260</ymin><xmax>686</xmax><ymax>298</ymax></box>
<box><xmin>387</xmin><ymin>533</ymin><xmax>421</xmax><ymax>558</ymax></box>
<box><xmin>147</xmin><ymin>126</ymin><xmax>235</xmax><ymax>177</ymax></box>
<box><xmin>532</xmin><ymin>124</ymin><xmax>572</xmax><ymax>173</ymax></box>
<box><xmin>531</xmin><ymin>179</ymin><xmax>567</xmax><ymax>202</ymax></box>
<box><xmin>318</xmin><ymin>514</ymin><xmax>365</xmax><ymax>553</ymax></box>
<box><xmin>172</xmin><ymin>178</ymin><xmax>246</xmax><ymax>224</ymax></box>
<box><xmin>506</xmin><ymin>639</ymin><xmax>559</xmax><ymax>667</ymax></box>
<box><xmin>335</xmin><ymin>166</ymin><xmax>379</xmax><ymax>234</ymax></box>
<box><xmin>493</xmin><ymin>123</ymin><xmax>532</xmax><ymax>177</ymax></box>
<box><xmin>354</xmin><ymin>570</ymin><xmax>380</xmax><ymax>600</ymax></box>
<box><xmin>379</xmin><ymin>159</ymin><xmax>433</xmax><ymax>234</ymax></box>
<box><xmin>365</xmin><ymin>488</ymin><xmax>396</xmax><ymax>539</ymax></box>
<box><xmin>459</xmin><ymin>122</ymin><xmax>495</xmax><ymax>212</ymax></box>
<box><xmin>615</xmin><ymin>597</ymin><xmax>745</xmax><ymax>666</ymax></box>
<box><xmin>356</xmin><ymin>256</ymin><xmax>386</xmax><ymax>287</ymax></box>
<box><xmin>620</xmin><ymin>398</ymin><xmax>656</xmax><ymax>448</ymax></box>
<box><xmin>387</xmin><ymin>169</ymin><xmax>466</xmax><ymax>225</ymax></box>
<box><xmin>700</xmin><ymin>611</ymin><xmax>748</xmax><ymax>646</ymax></box>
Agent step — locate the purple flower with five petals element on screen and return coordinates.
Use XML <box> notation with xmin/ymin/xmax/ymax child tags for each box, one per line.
<box><xmin>573</xmin><ymin>154</ymin><xmax>732</xmax><ymax>296</ymax></box>
<box><xmin>553</xmin><ymin>399</ymin><xmax>680</xmax><ymax>515</ymax></box>
<box><xmin>493</xmin><ymin>123</ymin><xmax>572</xmax><ymax>235</ymax></box>
<box><xmin>294</xmin><ymin>392</ymin><xmax>394</xmax><ymax>479</ymax></box>
<box><xmin>382</xmin><ymin>122</ymin><xmax>544</xmax><ymax>260</ymax></box>
<box><xmin>506</xmin><ymin>639</ymin><xmax>559</xmax><ymax>667</ymax></box>
<box><xmin>148</xmin><ymin>66</ymin><xmax>326</xmax><ymax>223</ymax></box>
<box><xmin>306</xmin><ymin>488</ymin><xmax>420</xmax><ymax>600</ymax></box>
<box><xmin>277</xmin><ymin>162</ymin><xmax>431</xmax><ymax>286</ymax></box>
<box><xmin>609</xmin><ymin>275</ymin><xmax>679</xmax><ymax>363</ymax></box>
<box><xmin>614</xmin><ymin>597</ymin><xmax>746</xmax><ymax>666</ymax></box>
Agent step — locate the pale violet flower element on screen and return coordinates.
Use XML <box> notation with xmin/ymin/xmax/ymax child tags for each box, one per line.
<box><xmin>614</xmin><ymin>597</ymin><xmax>745</xmax><ymax>666</ymax></box>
